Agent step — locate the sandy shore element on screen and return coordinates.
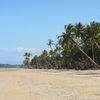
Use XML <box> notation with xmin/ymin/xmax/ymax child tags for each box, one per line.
<box><xmin>0</xmin><ymin>68</ymin><xmax>100</xmax><ymax>100</ymax></box>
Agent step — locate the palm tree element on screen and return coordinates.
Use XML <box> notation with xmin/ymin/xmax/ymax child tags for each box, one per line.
<box><xmin>58</xmin><ymin>24</ymin><xmax>100</xmax><ymax>68</ymax></box>
<box><xmin>23</xmin><ymin>52</ymin><xmax>32</xmax><ymax>68</ymax></box>
<box><xmin>47</xmin><ymin>39</ymin><xmax>54</xmax><ymax>50</ymax></box>
<box><xmin>85</xmin><ymin>22</ymin><xmax>100</xmax><ymax>61</ymax></box>
<box><xmin>58</xmin><ymin>24</ymin><xmax>74</xmax><ymax>47</ymax></box>
<box><xmin>74</xmin><ymin>22</ymin><xmax>86</xmax><ymax>45</ymax></box>
<box><xmin>47</xmin><ymin>39</ymin><xmax>58</xmax><ymax>68</ymax></box>
<box><xmin>70</xmin><ymin>38</ymin><xmax>100</xmax><ymax>68</ymax></box>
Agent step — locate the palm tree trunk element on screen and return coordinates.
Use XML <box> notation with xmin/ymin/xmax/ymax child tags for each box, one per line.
<box><xmin>91</xmin><ymin>40</ymin><xmax>95</xmax><ymax>61</ymax></box>
<box><xmin>70</xmin><ymin>38</ymin><xmax>100</xmax><ymax>68</ymax></box>
<box><xmin>94</xmin><ymin>41</ymin><xmax>100</xmax><ymax>49</ymax></box>
<box><xmin>50</xmin><ymin>45</ymin><xmax>53</xmax><ymax>51</ymax></box>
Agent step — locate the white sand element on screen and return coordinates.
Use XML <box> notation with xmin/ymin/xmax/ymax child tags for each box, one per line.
<box><xmin>0</xmin><ymin>69</ymin><xmax>100</xmax><ymax>100</ymax></box>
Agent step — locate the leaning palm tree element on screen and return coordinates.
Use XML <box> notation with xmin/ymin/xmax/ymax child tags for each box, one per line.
<box><xmin>70</xmin><ymin>38</ymin><xmax>100</xmax><ymax>68</ymax></box>
<box><xmin>94</xmin><ymin>40</ymin><xmax>100</xmax><ymax>49</ymax></box>
<box><xmin>58</xmin><ymin>24</ymin><xmax>100</xmax><ymax>68</ymax></box>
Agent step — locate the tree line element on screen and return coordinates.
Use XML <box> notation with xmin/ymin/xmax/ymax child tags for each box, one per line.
<box><xmin>23</xmin><ymin>21</ymin><xmax>100</xmax><ymax>70</ymax></box>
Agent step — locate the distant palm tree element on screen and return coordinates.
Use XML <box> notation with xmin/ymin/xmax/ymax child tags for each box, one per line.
<box><xmin>47</xmin><ymin>39</ymin><xmax>54</xmax><ymax>50</ymax></box>
<box><xmin>23</xmin><ymin>52</ymin><xmax>32</xmax><ymax>68</ymax></box>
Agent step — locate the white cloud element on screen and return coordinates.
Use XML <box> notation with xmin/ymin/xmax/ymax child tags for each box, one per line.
<box><xmin>15</xmin><ymin>47</ymin><xmax>34</xmax><ymax>52</ymax></box>
<box><xmin>0</xmin><ymin>47</ymin><xmax>49</xmax><ymax>53</ymax></box>
<box><xmin>0</xmin><ymin>48</ymin><xmax>35</xmax><ymax>52</ymax></box>
<box><xmin>0</xmin><ymin>47</ymin><xmax>50</xmax><ymax>64</ymax></box>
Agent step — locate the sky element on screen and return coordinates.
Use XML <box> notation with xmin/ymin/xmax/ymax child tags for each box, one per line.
<box><xmin>0</xmin><ymin>0</ymin><xmax>100</xmax><ymax>64</ymax></box>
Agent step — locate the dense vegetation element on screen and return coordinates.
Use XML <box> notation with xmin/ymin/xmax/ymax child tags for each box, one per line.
<box><xmin>23</xmin><ymin>22</ymin><xmax>100</xmax><ymax>70</ymax></box>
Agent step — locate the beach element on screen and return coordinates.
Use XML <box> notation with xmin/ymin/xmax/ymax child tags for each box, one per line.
<box><xmin>0</xmin><ymin>69</ymin><xmax>100</xmax><ymax>100</ymax></box>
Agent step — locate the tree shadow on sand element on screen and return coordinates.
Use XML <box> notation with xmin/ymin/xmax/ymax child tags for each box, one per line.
<box><xmin>76</xmin><ymin>72</ymin><xmax>100</xmax><ymax>77</ymax></box>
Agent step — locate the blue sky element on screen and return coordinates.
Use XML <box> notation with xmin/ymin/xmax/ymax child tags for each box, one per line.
<box><xmin>0</xmin><ymin>0</ymin><xmax>100</xmax><ymax>64</ymax></box>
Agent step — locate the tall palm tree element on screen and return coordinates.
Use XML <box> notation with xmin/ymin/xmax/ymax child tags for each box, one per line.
<box><xmin>23</xmin><ymin>52</ymin><xmax>32</xmax><ymax>68</ymax></box>
<box><xmin>70</xmin><ymin>38</ymin><xmax>100</xmax><ymax>68</ymax></box>
<box><xmin>85</xmin><ymin>22</ymin><xmax>100</xmax><ymax>61</ymax></box>
<box><xmin>74</xmin><ymin>22</ymin><xmax>86</xmax><ymax>45</ymax></box>
<box><xmin>58</xmin><ymin>24</ymin><xmax>100</xmax><ymax>68</ymax></box>
<box><xmin>47</xmin><ymin>39</ymin><xmax>54</xmax><ymax>50</ymax></box>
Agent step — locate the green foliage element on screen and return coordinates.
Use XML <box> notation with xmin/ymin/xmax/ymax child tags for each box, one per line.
<box><xmin>23</xmin><ymin>52</ymin><xmax>32</xmax><ymax>68</ymax></box>
<box><xmin>23</xmin><ymin>58</ymin><xmax>30</xmax><ymax>65</ymax></box>
<box><xmin>23</xmin><ymin>21</ymin><xmax>100</xmax><ymax>69</ymax></box>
